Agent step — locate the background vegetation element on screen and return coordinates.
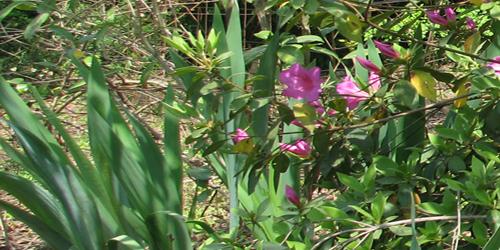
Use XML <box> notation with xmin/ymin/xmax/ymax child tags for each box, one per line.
<box><xmin>0</xmin><ymin>0</ymin><xmax>499</xmax><ymax>249</ymax></box>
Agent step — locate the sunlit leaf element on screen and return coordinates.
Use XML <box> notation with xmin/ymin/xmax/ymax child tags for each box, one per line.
<box><xmin>410</xmin><ymin>70</ymin><xmax>437</xmax><ymax>101</ymax></box>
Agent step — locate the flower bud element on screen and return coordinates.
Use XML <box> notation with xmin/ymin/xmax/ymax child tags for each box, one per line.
<box><xmin>374</xmin><ymin>40</ymin><xmax>400</xmax><ymax>59</ymax></box>
<box><xmin>356</xmin><ymin>57</ymin><xmax>381</xmax><ymax>73</ymax></box>
<box><xmin>466</xmin><ymin>18</ymin><xmax>476</xmax><ymax>31</ymax></box>
<box><xmin>285</xmin><ymin>185</ymin><xmax>300</xmax><ymax>207</ymax></box>
<box><xmin>231</xmin><ymin>128</ymin><xmax>249</xmax><ymax>144</ymax></box>
<box><xmin>426</xmin><ymin>10</ymin><xmax>448</xmax><ymax>26</ymax></box>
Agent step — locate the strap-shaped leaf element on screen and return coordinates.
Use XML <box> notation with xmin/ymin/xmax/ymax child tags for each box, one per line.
<box><xmin>0</xmin><ymin>172</ymin><xmax>68</xmax><ymax>238</ymax></box>
<box><xmin>0</xmin><ymin>200</ymin><xmax>71</xmax><ymax>250</ymax></box>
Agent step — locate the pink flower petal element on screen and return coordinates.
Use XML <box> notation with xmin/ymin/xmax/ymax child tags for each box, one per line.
<box><xmin>232</xmin><ymin>128</ymin><xmax>249</xmax><ymax>144</ymax></box>
<box><xmin>280</xmin><ymin>64</ymin><xmax>323</xmax><ymax>102</ymax></box>
<box><xmin>368</xmin><ymin>72</ymin><xmax>381</xmax><ymax>93</ymax></box>
<box><xmin>335</xmin><ymin>76</ymin><xmax>370</xmax><ymax>110</ymax></box>
<box><xmin>280</xmin><ymin>139</ymin><xmax>312</xmax><ymax>157</ymax></box>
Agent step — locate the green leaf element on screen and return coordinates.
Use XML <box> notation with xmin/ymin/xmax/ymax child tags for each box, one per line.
<box><xmin>278</xmin><ymin>45</ymin><xmax>304</xmax><ymax>64</ymax></box>
<box><xmin>293</xmin><ymin>102</ymin><xmax>318</xmax><ymax>131</ymax></box>
<box><xmin>471</xmin><ymin>75</ymin><xmax>500</xmax><ymax>90</ymax></box>
<box><xmin>322</xmin><ymin>206</ymin><xmax>349</xmax><ymax>219</ymax></box>
<box><xmin>24</xmin><ymin>13</ymin><xmax>50</xmax><ymax>40</ymax></box>
<box><xmin>372</xmin><ymin>156</ymin><xmax>401</xmax><ymax>176</ymax></box>
<box><xmin>448</xmin><ymin>155</ymin><xmax>466</xmax><ymax>172</ymax></box>
<box><xmin>337</xmin><ymin>172</ymin><xmax>364</xmax><ymax>193</ymax></box>
<box><xmin>335</xmin><ymin>12</ymin><xmax>363</xmax><ymax>42</ymax></box>
<box><xmin>252</xmin><ymin>33</ymin><xmax>279</xmax><ymax>138</ymax></box>
<box><xmin>0</xmin><ymin>200</ymin><xmax>72</xmax><ymax>249</ymax></box>
<box><xmin>389</xmin><ymin>226</ymin><xmax>413</xmax><ymax>236</ymax></box>
<box><xmin>394</xmin><ymin>80</ymin><xmax>419</xmax><ymax>108</ymax></box>
<box><xmin>0</xmin><ymin>172</ymin><xmax>69</xmax><ymax>235</ymax></box>
<box><xmin>473</xmin><ymin>220</ymin><xmax>489</xmax><ymax>246</ymax></box>
<box><xmin>0</xmin><ymin>1</ymin><xmax>32</xmax><ymax>22</ymax></box>
<box><xmin>107</xmin><ymin>235</ymin><xmax>144</xmax><ymax>250</ymax></box>
<box><xmin>371</xmin><ymin>193</ymin><xmax>386</xmax><ymax>223</ymax></box>
<box><xmin>484</xmin><ymin>226</ymin><xmax>500</xmax><ymax>250</ymax></box>
<box><xmin>350</xmin><ymin>205</ymin><xmax>375</xmax><ymax>222</ymax></box>
<box><xmin>410</xmin><ymin>70</ymin><xmax>437</xmax><ymax>101</ymax></box>
<box><xmin>295</xmin><ymin>35</ymin><xmax>324</xmax><ymax>44</ymax></box>
<box><xmin>146</xmin><ymin>212</ymin><xmax>192</xmax><ymax>250</ymax></box>
<box><xmin>362</xmin><ymin>165</ymin><xmax>376</xmax><ymax>192</ymax></box>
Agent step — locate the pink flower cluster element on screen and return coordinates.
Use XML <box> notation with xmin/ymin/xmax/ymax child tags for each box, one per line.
<box><xmin>426</xmin><ymin>7</ymin><xmax>456</xmax><ymax>26</ymax></box>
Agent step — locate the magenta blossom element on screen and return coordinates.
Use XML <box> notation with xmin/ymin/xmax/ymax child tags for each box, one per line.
<box><xmin>336</xmin><ymin>76</ymin><xmax>370</xmax><ymax>110</ymax></box>
<box><xmin>444</xmin><ymin>8</ymin><xmax>456</xmax><ymax>23</ymax></box>
<box><xmin>231</xmin><ymin>128</ymin><xmax>249</xmax><ymax>144</ymax></box>
<box><xmin>487</xmin><ymin>56</ymin><xmax>500</xmax><ymax>77</ymax></box>
<box><xmin>426</xmin><ymin>10</ymin><xmax>448</xmax><ymax>26</ymax></box>
<box><xmin>356</xmin><ymin>57</ymin><xmax>381</xmax><ymax>73</ymax></box>
<box><xmin>336</xmin><ymin>75</ymin><xmax>381</xmax><ymax>109</ymax></box>
<box><xmin>280</xmin><ymin>64</ymin><xmax>323</xmax><ymax>102</ymax></box>
<box><xmin>280</xmin><ymin>139</ymin><xmax>311</xmax><ymax>158</ymax></box>
<box><xmin>285</xmin><ymin>185</ymin><xmax>301</xmax><ymax>207</ymax></box>
<box><xmin>374</xmin><ymin>40</ymin><xmax>400</xmax><ymax>59</ymax></box>
<box><xmin>466</xmin><ymin>18</ymin><xmax>476</xmax><ymax>30</ymax></box>
<box><xmin>368</xmin><ymin>72</ymin><xmax>381</xmax><ymax>93</ymax></box>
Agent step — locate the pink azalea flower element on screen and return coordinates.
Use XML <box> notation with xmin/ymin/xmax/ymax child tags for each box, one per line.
<box><xmin>426</xmin><ymin>10</ymin><xmax>448</xmax><ymax>26</ymax></box>
<box><xmin>444</xmin><ymin>8</ymin><xmax>456</xmax><ymax>22</ymax></box>
<box><xmin>356</xmin><ymin>57</ymin><xmax>381</xmax><ymax>73</ymax></box>
<box><xmin>368</xmin><ymin>72</ymin><xmax>381</xmax><ymax>93</ymax></box>
<box><xmin>285</xmin><ymin>185</ymin><xmax>301</xmax><ymax>207</ymax></box>
<box><xmin>280</xmin><ymin>64</ymin><xmax>323</xmax><ymax>102</ymax></box>
<box><xmin>279</xmin><ymin>139</ymin><xmax>311</xmax><ymax>158</ymax></box>
<box><xmin>374</xmin><ymin>40</ymin><xmax>400</xmax><ymax>59</ymax></box>
<box><xmin>487</xmin><ymin>56</ymin><xmax>500</xmax><ymax>77</ymax></box>
<box><xmin>336</xmin><ymin>76</ymin><xmax>370</xmax><ymax>110</ymax></box>
<box><xmin>231</xmin><ymin>128</ymin><xmax>249</xmax><ymax>144</ymax></box>
<box><xmin>466</xmin><ymin>18</ymin><xmax>476</xmax><ymax>31</ymax></box>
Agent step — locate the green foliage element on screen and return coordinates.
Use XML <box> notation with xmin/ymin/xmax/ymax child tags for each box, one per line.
<box><xmin>0</xmin><ymin>57</ymin><xmax>191</xmax><ymax>249</ymax></box>
<box><xmin>1</xmin><ymin>0</ymin><xmax>500</xmax><ymax>249</ymax></box>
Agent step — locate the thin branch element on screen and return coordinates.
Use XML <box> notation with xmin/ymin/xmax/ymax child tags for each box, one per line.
<box><xmin>329</xmin><ymin>93</ymin><xmax>482</xmax><ymax>133</ymax></box>
<box><xmin>312</xmin><ymin>215</ymin><xmax>487</xmax><ymax>250</ymax></box>
<box><xmin>451</xmin><ymin>191</ymin><xmax>462</xmax><ymax>250</ymax></box>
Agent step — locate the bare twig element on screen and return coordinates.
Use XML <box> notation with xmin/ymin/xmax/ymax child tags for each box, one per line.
<box><xmin>451</xmin><ymin>191</ymin><xmax>462</xmax><ymax>250</ymax></box>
